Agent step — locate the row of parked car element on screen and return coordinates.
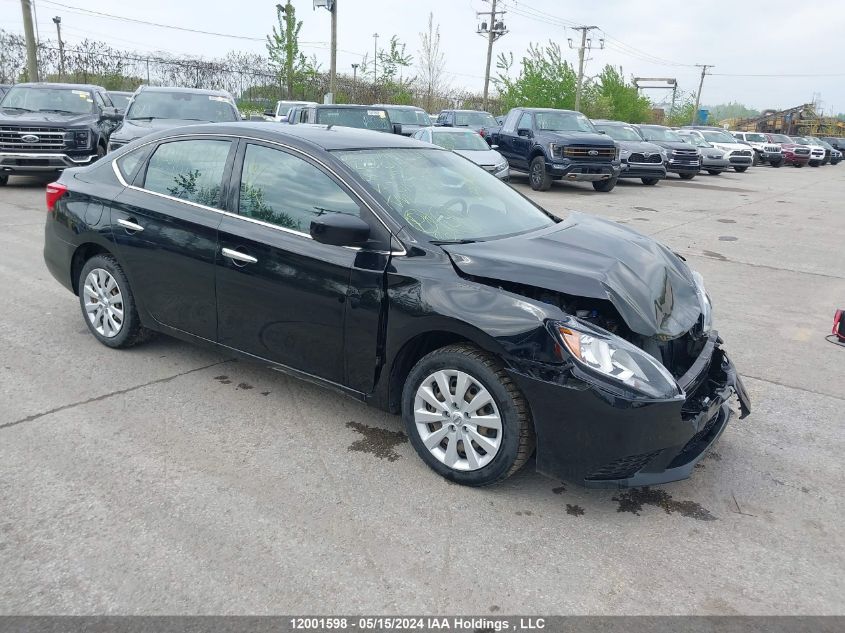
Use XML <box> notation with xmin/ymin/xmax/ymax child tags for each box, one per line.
<box><xmin>0</xmin><ymin>81</ymin><xmax>841</xmax><ymax>192</ymax></box>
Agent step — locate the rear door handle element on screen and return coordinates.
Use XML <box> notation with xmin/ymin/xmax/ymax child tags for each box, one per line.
<box><xmin>117</xmin><ymin>218</ymin><xmax>144</xmax><ymax>232</ymax></box>
<box><xmin>222</xmin><ymin>247</ymin><xmax>258</xmax><ymax>265</ymax></box>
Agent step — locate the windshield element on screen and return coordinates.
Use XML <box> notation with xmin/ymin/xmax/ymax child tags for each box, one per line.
<box><xmin>745</xmin><ymin>133</ymin><xmax>766</xmax><ymax>142</ymax></box>
<box><xmin>595</xmin><ymin>124</ymin><xmax>642</xmax><ymax>141</ymax></box>
<box><xmin>334</xmin><ymin>148</ymin><xmax>554</xmax><ymax>242</ymax></box>
<box><xmin>455</xmin><ymin>111</ymin><xmax>497</xmax><ymax>127</ymax></box>
<box><xmin>431</xmin><ymin>130</ymin><xmax>490</xmax><ymax>151</ymax></box>
<box><xmin>0</xmin><ymin>86</ymin><xmax>94</xmax><ymax>114</ymax></box>
<box><xmin>701</xmin><ymin>130</ymin><xmax>736</xmax><ymax>144</ymax></box>
<box><xmin>681</xmin><ymin>134</ymin><xmax>709</xmax><ymax>148</ymax></box>
<box><xmin>770</xmin><ymin>134</ymin><xmax>791</xmax><ymax>143</ymax></box>
<box><xmin>535</xmin><ymin>111</ymin><xmax>595</xmax><ymax>133</ymax></box>
<box><xmin>127</xmin><ymin>91</ymin><xmax>237</xmax><ymax>121</ymax></box>
<box><xmin>386</xmin><ymin>107</ymin><xmax>430</xmax><ymax>126</ymax></box>
<box><xmin>108</xmin><ymin>93</ymin><xmax>132</xmax><ymax>110</ymax></box>
<box><xmin>639</xmin><ymin>126</ymin><xmax>684</xmax><ymax>142</ymax></box>
<box><xmin>316</xmin><ymin>108</ymin><xmax>392</xmax><ymax>131</ymax></box>
<box><xmin>791</xmin><ymin>136</ymin><xmax>810</xmax><ymax>144</ymax></box>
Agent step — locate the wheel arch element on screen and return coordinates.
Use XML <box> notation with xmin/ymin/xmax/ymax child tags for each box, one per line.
<box><xmin>70</xmin><ymin>242</ymin><xmax>116</xmax><ymax>295</ymax></box>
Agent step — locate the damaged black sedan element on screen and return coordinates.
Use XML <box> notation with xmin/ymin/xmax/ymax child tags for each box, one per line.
<box><xmin>43</xmin><ymin>123</ymin><xmax>750</xmax><ymax>488</ymax></box>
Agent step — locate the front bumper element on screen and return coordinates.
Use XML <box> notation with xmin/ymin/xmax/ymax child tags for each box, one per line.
<box><xmin>758</xmin><ymin>151</ymin><xmax>783</xmax><ymax>162</ymax></box>
<box><xmin>548</xmin><ymin>159</ymin><xmax>621</xmax><ymax>182</ymax></box>
<box><xmin>619</xmin><ymin>161</ymin><xmax>666</xmax><ymax>179</ymax></box>
<box><xmin>728</xmin><ymin>155</ymin><xmax>753</xmax><ymax>166</ymax></box>
<box><xmin>666</xmin><ymin>159</ymin><xmax>700</xmax><ymax>174</ymax></box>
<box><xmin>0</xmin><ymin>151</ymin><xmax>98</xmax><ymax>174</ymax></box>
<box><xmin>784</xmin><ymin>152</ymin><xmax>810</xmax><ymax>164</ymax></box>
<box><xmin>508</xmin><ymin>331</ymin><xmax>751</xmax><ymax>488</ymax></box>
<box><xmin>700</xmin><ymin>157</ymin><xmax>730</xmax><ymax>170</ymax></box>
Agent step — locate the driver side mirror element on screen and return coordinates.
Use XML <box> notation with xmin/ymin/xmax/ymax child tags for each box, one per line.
<box><xmin>392</xmin><ymin>123</ymin><xmax>403</xmax><ymax>135</ymax></box>
<box><xmin>264</xmin><ymin>109</ymin><xmax>275</xmax><ymax>117</ymax></box>
<box><xmin>517</xmin><ymin>127</ymin><xmax>533</xmax><ymax>138</ymax></box>
<box><xmin>310</xmin><ymin>214</ymin><xmax>371</xmax><ymax>247</ymax></box>
<box><xmin>101</xmin><ymin>106</ymin><xmax>123</xmax><ymax>122</ymax></box>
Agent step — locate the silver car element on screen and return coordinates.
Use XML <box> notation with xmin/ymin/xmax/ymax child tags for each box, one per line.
<box><xmin>413</xmin><ymin>127</ymin><xmax>509</xmax><ymax>180</ymax></box>
<box><xmin>676</xmin><ymin>131</ymin><xmax>730</xmax><ymax>175</ymax></box>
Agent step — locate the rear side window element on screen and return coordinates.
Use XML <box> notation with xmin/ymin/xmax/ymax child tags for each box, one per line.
<box><xmin>238</xmin><ymin>143</ymin><xmax>360</xmax><ymax>233</ymax></box>
<box><xmin>143</xmin><ymin>139</ymin><xmax>231</xmax><ymax>207</ymax></box>
<box><xmin>115</xmin><ymin>148</ymin><xmax>146</xmax><ymax>182</ymax></box>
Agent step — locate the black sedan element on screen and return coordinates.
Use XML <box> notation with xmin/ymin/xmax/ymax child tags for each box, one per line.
<box><xmin>43</xmin><ymin>123</ymin><xmax>750</xmax><ymax>488</ymax></box>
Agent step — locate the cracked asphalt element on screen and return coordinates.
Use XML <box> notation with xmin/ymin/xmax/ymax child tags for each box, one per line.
<box><xmin>1</xmin><ymin>165</ymin><xmax>843</xmax><ymax>615</ymax></box>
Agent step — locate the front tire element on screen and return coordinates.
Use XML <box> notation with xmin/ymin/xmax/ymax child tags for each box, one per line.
<box><xmin>679</xmin><ymin>172</ymin><xmax>696</xmax><ymax>180</ymax></box>
<box><xmin>402</xmin><ymin>344</ymin><xmax>535</xmax><ymax>486</ymax></box>
<box><xmin>592</xmin><ymin>175</ymin><xmax>618</xmax><ymax>192</ymax></box>
<box><xmin>752</xmin><ymin>152</ymin><xmax>760</xmax><ymax>166</ymax></box>
<box><xmin>771</xmin><ymin>159</ymin><xmax>783</xmax><ymax>168</ymax></box>
<box><xmin>794</xmin><ymin>162</ymin><xmax>804</xmax><ymax>168</ymax></box>
<box><xmin>707</xmin><ymin>169</ymin><xmax>723</xmax><ymax>175</ymax></box>
<box><xmin>734</xmin><ymin>166</ymin><xmax>748</xmax><ymax>172</ymax></box>
<box><xmin>0</xmin><ymin>174</ymin><xmax>8</xmax><ymax>186</ymax></box>
<box><xmin>809</xmin><ymin>160</ymin><xmax>820</xmax><ymax>167</ymax></box>
<box><xmin>641</xmin><ymin>178</ymin><xmax>659</xmax><ymax>185</ymax></box>
<box><xmin>529</xmin><ymin>156</ymin><xmax>552</xmax><ymax>191</ymax></box>
<box><xmin>78</xmin><ymin>254</ymin><xmax>149</xmax><ymax>348</ymax></box>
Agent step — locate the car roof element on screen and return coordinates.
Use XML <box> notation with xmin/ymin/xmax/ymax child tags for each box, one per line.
<box><xmin>520</xmin><ymin>107</ymin><xmax>582</xmax><ymax>114</ymax></box>
<box><xmin>12</xmin><ymin>82</ymin><xmax>105</xmax><ymax>91</ymax></box>
<box><xmin>312</xmin><ymin>104</ymin><xmax>388</xmax><ymax>110</ymax></box>
<box><xmin>591</xmin><ymin>119</ymin><xmax>631</xmax><ymax>126</ymax></box>
<box><xmin>142</xmin><ymin>121</ymin><xmax>430</xmax><ymax>151</ymax></box>
<box><xmin>375</xmin><ymin>104</ymin><xmax>425</xmax><ymax>110</ymax></box>
<box><xmin>441</xmin><ymin>109</ymin><xmax>492</xmax><ymax>113</ymax></box>
<box><xmin>137</xmin><ymin>85</ymin><xmax>232</xmax><ymax>97</ymax></box>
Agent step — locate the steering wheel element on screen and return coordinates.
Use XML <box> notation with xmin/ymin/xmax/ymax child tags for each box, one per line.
<box><xmin>438</xmin><ymin>197</ymin><xmax>468</xmax><ymax>217</ymax></box>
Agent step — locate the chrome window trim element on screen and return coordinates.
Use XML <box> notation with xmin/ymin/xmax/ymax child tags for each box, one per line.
<box><xmin>109</xmin><ymin>132</ymin><xmax>407</xmax><ymax>256</ymax></box>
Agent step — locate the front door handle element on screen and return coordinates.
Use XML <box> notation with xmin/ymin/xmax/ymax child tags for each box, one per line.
<box><xmin>222</xmin><ymin>247</ymin><xmax>258</xmax><ymax>265</ymax></box>
<box><xmin>117</xmin><ymin>218</ymin><xmax>144</xmax><ymax>232</ymax></box>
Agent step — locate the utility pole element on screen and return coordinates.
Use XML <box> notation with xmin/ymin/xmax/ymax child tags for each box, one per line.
<box><xmin>20</xmin><ymin>0</ymin><xmax>39</xmax><ymax>82</ymax></box>
<box><xmin>52</xmin><ymin>16</ymin><xmax>64</xmax><ymax>81</ymax></box>
<box><xmin>313</xmin><ymin>0</ymin><xmax>337</xmax><ymax>103</ymax></box>
<box><xmin>569</xmin><ymin>26</ymin><xmax>602</xmax><ymax>112</ymax></box>
<box><xmin>477</xmin><ymin>0</ymin><xmax>507</xmax><ymax>112</ymax></box>
<box><xmin>372</xmin><ymin>32</ymin><xmax>379</xmax><ymax>100</ymax></box>
<box><xmin>351</xmin><ymin>63</ymin><xmax>359</xmax><ymax>101</ymax></box>
<box><xmin>691</xmin><ymin>64</ymin><xmax>714</xmax><ymax>125</ymax></box>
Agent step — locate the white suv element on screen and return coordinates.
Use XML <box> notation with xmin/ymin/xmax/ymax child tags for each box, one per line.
<box><xmin>265</xmin><ymin>100</ymin><xmax>318</xmax><ymax>122</ymax></box>
<box><xmin>681</xmin><ymin>128</ymin><xmax>754</xmax><ymax>172</ymax></box>
<box><xmin>731</xmin><ymin>131</ymin><xmax>784</xmax><ymax>167</ymax></box>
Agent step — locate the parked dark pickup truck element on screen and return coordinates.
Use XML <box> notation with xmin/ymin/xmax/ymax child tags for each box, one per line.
<box><xmin>0</xmin><ymin>82</ymin><xmax>121</xmax><ymax>184</ymax></box>
<box><xmin>491</xmin><ymin>108</ymin><xmax>620</xmax><ymax>192</ymax></box>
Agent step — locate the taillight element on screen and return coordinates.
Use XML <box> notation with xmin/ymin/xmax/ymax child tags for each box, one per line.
<box><xmin>46</xmin><ymin>182</ymin><xmax>68</xmax><ymax>211</ymax></box>
<box><xmin>834</xmin><ymin>309</ymin><xmax>845</xmax><ymax>341</ymax></box>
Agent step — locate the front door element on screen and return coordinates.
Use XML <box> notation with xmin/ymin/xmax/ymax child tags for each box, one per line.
<box><xmin>215</xmin><ymin>141</ymin><xmax>389</xmax><ymax>387</ymax></box>
<box><xmin>110</xmin><ymin>136</ymin><xmax>234</xmax><ymax>340</ymax></box>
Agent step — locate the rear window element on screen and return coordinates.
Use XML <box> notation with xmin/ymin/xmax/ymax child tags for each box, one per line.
<box><xmin>126</xmin><ymin>91</ymin><xmax>238</xmax><ymax>122</ymax></box>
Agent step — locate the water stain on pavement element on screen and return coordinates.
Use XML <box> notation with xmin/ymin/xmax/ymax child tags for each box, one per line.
<box><xmin>633</xmin><ymin>206</ymin><xmax>658</xmax><ymax>213</ymax></box>
<box><xmin>237</xmin><ymin>382</ymin><xmax>253</xmax><ymax>390</ymax></box>
<box><xmin>717</xmin><ymin>219</ymin><xmax>736</xmax><ymax>223</ymax></box>
<box><xmin>214</xmin><ymin>375</ymin><xmax>232</xmax><ymax>385</ymax></box>
<box><xmin>566</xmin><ymin>504</ymin><xmax>585</xmax><ymax>517</ymax></box>
<box><xmin>552</xmin><ymin>485</ymin><xmax>567</xmax><ymax>495</ymax></box>
<box><xmin>346</xmin><ymin>421</ymin><xmax>407</xmax><ymax>461</ymax></box>
<box><xmin>719</xmin><ymin>236</ymin><xmax>739</xmax><ymax>241</ymax></box>
<box><xmin>702</xmin><ymin>250</ymin><xmax>728</xmax><ymax>261</ymax></box>
<box><xmin>612</xmin><ymin>487</ymin><xmax>716</xmax><ymax>521</ymax></box>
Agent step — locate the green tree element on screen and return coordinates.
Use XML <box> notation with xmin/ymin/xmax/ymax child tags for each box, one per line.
<box><xmin>582</xmin><ymin>66</ymin><xmax>652</xmax><ymax>122</ymax></box>
<box><xmin>494</xmin><ymin>42</ymin><xmax>577</xmax><ymax>112</ymax></box>
<box><xmin>266</xmin><ymin>1</ymin><xmax>307</xmax><ymax>99</ymax></box>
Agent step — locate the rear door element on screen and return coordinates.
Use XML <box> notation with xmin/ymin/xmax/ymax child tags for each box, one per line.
<box><xmin>110</xmin><ymin>136</ymin><xmax>234</xmax><ymax>340</ymax></box>
<box><xmin>215</xmin><ymin>140</ymin><xmax>391</xmax><ymax>388</ymax></box>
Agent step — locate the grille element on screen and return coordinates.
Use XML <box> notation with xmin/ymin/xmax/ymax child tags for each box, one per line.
<box><xmin>671</xmin><ymin>149</ymin><xmax>699</xmax><ymax>163</ymax></box>
<box><xmin>764</xmin><ymin>145</ymin><xmax>780</xmax><ymax>153</ymax></box>
<box><xmin>563</xmin><ymin>145</ymin><xmax>615</xmax><ymax>159</ymax></box>
<box><xmin>794</xmin><ymin>148</ymin><xmax>811</xmax><ymax>155</ymax></box>
<box><xmin>629</xmin><ymin>152</ymin><xmax>663</xmax><ymax>164</ymax></box>
<box><xmin>585</xmin><ymin>451</ymin><xmax>661</xmax><ymax>481</ymax></box>
<box><xmin>0</xmin><ymin>125</ymin><xmax>66</xmax><ymax>151</ymax></box>
<box><xmin>734</xmin><ymin>149</ymin><xmax>752</xmax><ymax>157</ymax></box>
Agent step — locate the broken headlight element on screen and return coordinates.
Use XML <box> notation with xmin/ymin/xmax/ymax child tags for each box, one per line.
<box><xmin>554</xmin><ymin>318</ymin><xmax>681</xmax><ymax>399</ymax></box>
<box><xmin>691</xmin><ymin>270</ymin><xmax>712</xmax><ymax>332</ymax></box>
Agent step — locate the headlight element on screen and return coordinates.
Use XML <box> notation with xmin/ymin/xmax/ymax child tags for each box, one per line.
<box><xmin>495</xmin><ymin>160</ymin><xmax>508</xmax><ymax>171</ymax></box>
<box><xmin>549</xmin><ymin>143</ymin><xmax>565</xmax><ymax>159</ymax></box>
<box><xmin>553</xmin><ymin>318</ymin><xmax>681</xmax><ymax>399</ymax></box>
<box><xmin>65</xmin><ymin>129</ymin><xmax>91</xmax><ymax>148</ymax></box>
<box><xmin>619</xmin><ymin>147</ymin><xmax>630</xmax><ymax>159</ymax></box>
<box><xmin>658</xmin><ymin>147</ymin><xmax>668</xmax><ymax>160</ymax></box>
<box><xmin>691</xmin><ymin>270</ymin><xmax>712</xmax><ymax>333</ymax></box>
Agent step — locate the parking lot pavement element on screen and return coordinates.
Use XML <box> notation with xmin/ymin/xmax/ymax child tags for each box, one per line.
<box><xmin>1</xmin><ymin>167</ymin><xmax>843</xmax><ymax>615</ymax></box>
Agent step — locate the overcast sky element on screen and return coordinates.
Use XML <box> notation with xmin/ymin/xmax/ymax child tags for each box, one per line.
<box><xmin>6</xmin><ymin>0</ymin><xmax>845</xmax><ymax>113</ymax></box>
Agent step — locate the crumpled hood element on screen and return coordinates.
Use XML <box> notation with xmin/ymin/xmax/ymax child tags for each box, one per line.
<box><xmin>0</xmin><ymin>109</ymin><xmax>92</xmax><ymax>125</ymax></box>
<box><xmin>111</xmin><ymin>118</ymin><xmax>204</xmax><ymax>142</ymax></box>
<box><xmin>441</xmin><ymin>212</ymin><xmax>701</xmax><ymax>338</ymax></box>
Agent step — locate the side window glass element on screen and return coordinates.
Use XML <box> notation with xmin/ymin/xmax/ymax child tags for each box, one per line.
<box><xmin>518</xmin><ymin>112</ymin><xmax>532</xmax><ymax>131</ymax></box>
<box><xmin>93</xmin><ymin>92</ymin><xmax>106</xmax><ymax>109</ymax></box>
<box><xmin>143</xmin><ymin>139</ymin><xmax>231</xmax><ymax>207</ymax></box>
<box><xmin>503</xmin><ymin>110</ymin><xmax>519</xmax><ymax>132</ymax></box>
<box><xmin>116</xmin><ymin>147</ymin><xmax>146</xmax><ymax>182</ymax></box>
<box><xmin>239</xmin><ymin>143</ymin><xmax>361</xmax><ymax>233</ymax></box>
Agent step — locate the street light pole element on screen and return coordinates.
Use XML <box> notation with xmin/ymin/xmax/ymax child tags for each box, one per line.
<box><xmin>52</xmin><ymin>16</ymin><xmax>64</xmax><ymax>81</ymax></box>
<box><xmin>351</xmin><ymin>63</ymin><xmax>359</xmax><ymax>101</ymax></box>
<box><xmin>372</xmin><ymin>32</ymin><xmax>379</xmax><ymax>100</ymax></box>
<box><xmin>329</xmin><ymin>0</ymin><xmax>337</xmax><ymax>102</ymax></box>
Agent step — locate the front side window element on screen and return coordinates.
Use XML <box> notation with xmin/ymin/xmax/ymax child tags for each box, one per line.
<box><xmin>144</xmin><ymin>139</ymin><xmax>231</xmax><ymax>207</ymax></box>
<box><xmin>238</xmin><ymin>144</ymin><xmax>361</xmax><ymax>233</ymax></box>
<box><xmin>0</xmin><ymin>86</ymin><xmax>94</xmax><ymax>114</ymax></box>
<box><xmin>517</xmin><ymin>112</ymin><xmax>533</xmax><ymax>131</ymax></box>
<box><xmin>126</xmin><ymin>91</ymin><xmax>238</xmax><ymax>122</ymax></box>
<box><xmin>335</xmin><ymin>148</ymin><xmax>554</xmax><ymax>242</ymax></box>
<box><xmin>502</xmin><ymin>110</ymin><xmax>520</xmax><ymax>132</ymax></box>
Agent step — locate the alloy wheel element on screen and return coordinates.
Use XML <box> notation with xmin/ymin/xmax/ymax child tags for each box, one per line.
<box><xmin>83</xmin><ymin>268</ymin><xmax>124</xmax><ymax>338</ymax></box>
<box><xmin>531</xmin><ymin>162</ymin><xmax>542</xmax><ymax>186</ymax></box>
<box><xmin>413</xmin><ymin>369</ymin><xmax>502</xmax><ymax>471</ymax></box>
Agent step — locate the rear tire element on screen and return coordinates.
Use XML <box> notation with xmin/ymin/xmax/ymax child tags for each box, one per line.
<box><xmin>640</xmin><ymin>178</ymin><xmax>659</xmax><ymax>186</ymax></box>
<box><xmin>402</xmin><ymin>344</ymin><xmax>535</xmax><ymax>486</ymax></box>
<box><xmin>794</xmin><ymin>163</ymin><xmax>804</xmax><ymax>168</ymax></box>
<box><xmin>707</xmin><ymin>170</ymin><xmax>722</xmax><ymax>175</ymax></box>
<box><xmin>809</xmin><ymin>160</ymin><xmax>820</xmax><ymax>167</ymax></box>
<box><xmin>592</xmin><ymin>175</ymin><xmax>618</xmax><ymax>192</ymax></box>
<box><xmin>679</xmin><ymin>172</ymin><xmax>696</xmax><ymax>180</ymax></box>
<box><xmin>0</xmin><ymin>174</ymin><xmax>7</xmax><ymax>186</ymax></box>
<box><xmin>734</xmin><ymin>166</ymin><xmax>748</xmax><ymax>172</ymax></box>
<box><xmin>771</xmin><ymin>159</ymin><xmax>783</xmax><ymax>168</ymax></box>
<box><xmin>752</xmin><ymin>152</ymin><xmax>760</xmax><ymax>166</ymax></box>
<box><xmin>78</xmin><ymin>254</ymin><xmax>149</xmax><ymax>349</ymax></box>
<box><xmin>529</xmin><ymin>156</ymin><xmax>552</xmax><ymax>191</ymax></box>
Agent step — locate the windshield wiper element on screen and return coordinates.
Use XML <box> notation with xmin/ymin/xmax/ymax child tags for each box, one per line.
<box><xmin>2</xmin><ymin>106</ymin><xmax>35</xmax><ymax>112</ymax></box>
<box><xmin>38</xmin><ymin>108</ymin><xmax>77</xmax><ymax>114</ymax></box>
<box><xmin>127</xmin><ymin>116</ymin><xmax>160</xmax><ymax>121</ymax></box>
<box><xmin>431</xmin><ymin>238</ymin><xmax>477</xmax><ymax>245</ymax></box>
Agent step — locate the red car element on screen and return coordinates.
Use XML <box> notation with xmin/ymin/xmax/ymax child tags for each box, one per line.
<box><xmin>766</xmin><ymin>133</ymin><xmax>811</xmax><ymax>167</ymax></box>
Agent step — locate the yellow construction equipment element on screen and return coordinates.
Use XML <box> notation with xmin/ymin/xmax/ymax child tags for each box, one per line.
<box><xmin>727</xmin><ymin>104</ymin><xmax>844</xmax><ymax>136</ymax></box>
